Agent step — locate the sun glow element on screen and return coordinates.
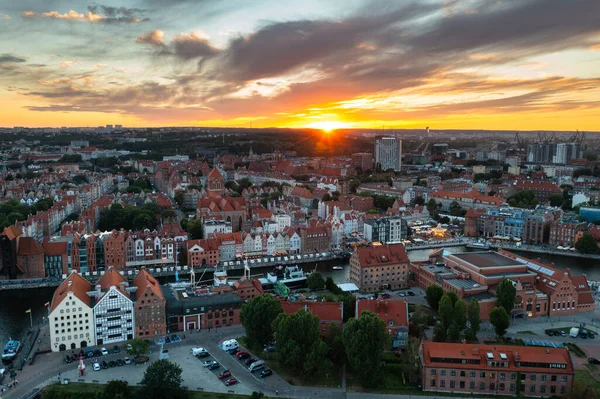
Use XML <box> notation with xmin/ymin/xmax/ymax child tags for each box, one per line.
<box><xmin>306</xmin><ymin>121</ymin><xmax>351</xmax><ymax>132</ymax></box>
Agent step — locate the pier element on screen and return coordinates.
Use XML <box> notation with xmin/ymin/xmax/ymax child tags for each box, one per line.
<box><xmin>466</xmin><ymin>243</ymin><xmax>600</xmax><ymax>260</ymax></box>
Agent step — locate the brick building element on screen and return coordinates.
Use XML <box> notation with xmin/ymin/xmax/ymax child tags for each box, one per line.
<box><xmin>507</xmin><ymin>180</ymin><xmax>562</xmax><ymax>203</ymax></box>
<box><xmin>422</xmin><ymin>342</ymin><xmax>574</xmax><ymax>396</ymax></box>
<box><xmin>351</xmin><ymin>152</ymin><xmax>374</xmax><ymax>171</ymax></box>
<box><xmin>356</xmin><ymin>299</ymin><xmax>408</xmax><ymax>348</ymax></box>
<box><xmin>280</xmin><ymin>300</ymin><xmax>344</xmax><ymax>335</ymax></box>
<box><xmin>197</xmin><ymin>196</ymin><xmax>248</xmax><ymax>232</ymax></box>
<box><xmin>187</xmin><ymin>238</ymin><xmax>220</xmax><ymax>267</ymax></box>
<box><xmin>42</xmin><ymin>241</ymin><xmax>69</xmax><ymax>277</ymax></box>
<box><xmin>339</xmin><ymin>194</ymin><xmax>374</xmax><ymax>212</ymax></box>
<box><xmin>232</xmin><ymin>279</ymin><xmax>263</xmax><ymax>300</ymax></box>
<box><xmin>300</xmin><ymin>226</ymin><xmax>332</xmax><ymax>254</ymax></box>
<box><xmin>549</xmin><ymin>216</ymin><xmax>587</xmax><ymax>247</ymax></box>
<box><xmin>16</xmin><ymin>237</ymin><xmax>45</xmax><ymax>278</ymax></box>
<box><xmin>103</xmin><ymin>230</ymin><xmax>128</xmax><ymax>270</ymax></box>
<box><xmin>349</xmin><ymin>244</ymin><xmax>410</xmax><ymax>292</ymax></box>
<box><xmin>133</xmin><ymin>269</ymin><xmax>166</xmax><ymax>338</ymax></box>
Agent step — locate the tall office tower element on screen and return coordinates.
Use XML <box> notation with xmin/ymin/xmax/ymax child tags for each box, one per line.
<box><xmin>375</xmin><ymin>137</ymin><xmax>402</xmax><ymax>172</ymax></box>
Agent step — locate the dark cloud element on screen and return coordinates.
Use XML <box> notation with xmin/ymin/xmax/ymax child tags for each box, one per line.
<box><xmin>136</xmin><ymin>31</ymin><xmax>219</xmax><ymax>60</ymax></box>
<box><xmin>0</xmin><ymin>54</ymin><xmax>26</xmax><ymax>63</ymax></box>
<box><xmin>87</xmin><ymin>5</ymin><xmax>150</xmax><ymax>23</ymax></box>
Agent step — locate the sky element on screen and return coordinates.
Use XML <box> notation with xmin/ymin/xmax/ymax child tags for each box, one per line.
<box><xmin>1</xmin><ymin>0</ymin><xmax>600</xmax><ymax>130</ymax></box>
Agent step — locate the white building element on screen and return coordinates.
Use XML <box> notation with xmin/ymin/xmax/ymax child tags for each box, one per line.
<box><xmin>275</xmin><ymin>213</ymin><xmax>291</xmax><ymax>232</ymax></box>
<box><xmin>49</xmin><ymin>273</ymin><xmax>96</xmax><ymax>352</ymax></box>
<box><xmin>375</xmin><ymin>137</ymin><xmax>402</xmax><ymax>172</ymax></box>
<box><xmin>203</xmin><ymin>219</ymin><xmax>233</xmax><ymax>236</ymax></box>
<box><xmin>91</xmin><ymin>268</ymin><xmax>135</xmax><ymax>346</ymax></box>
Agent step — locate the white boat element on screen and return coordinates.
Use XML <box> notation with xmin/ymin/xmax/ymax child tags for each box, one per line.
<box><xmin>2</xmin><ymin>339</ymin><xmax>21</xmax><ymax>361</ymax></box>
<box><xmin>332</xmin><ymin>266</ymin><xmax>344</xmax><ymax>270</ymax></box>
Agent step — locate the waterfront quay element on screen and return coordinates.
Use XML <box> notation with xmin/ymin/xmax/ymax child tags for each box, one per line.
<box><xmin>467</xmin><ymin>242</ymin><xmax>600</xmax><ymax>260</ymax></box>
<box><xmin>0</xmin><ymin>251</ymin><xmax>347</xmax><ymax>291</ymax></box>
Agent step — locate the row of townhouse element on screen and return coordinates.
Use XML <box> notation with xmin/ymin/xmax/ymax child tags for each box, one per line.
<box><xmin>48</xmin><ymin>268</ymin><xmax>167</xmax><ymax>352</ymax></box>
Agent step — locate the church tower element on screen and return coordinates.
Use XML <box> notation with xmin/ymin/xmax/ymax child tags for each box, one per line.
<box><xmin>206</xmin><ymin>168</ymin><xmax>224</xmax><ymax>197</ymax></box>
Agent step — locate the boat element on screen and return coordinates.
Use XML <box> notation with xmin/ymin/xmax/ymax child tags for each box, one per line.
<box><xmin>259</xmin><ymin>265</ymin><xmax>309</xmax><ymax>290</ymax></box>
<box><xmin>2</xmin><ymin>339</ymin><xmax>21</xmax><ymax>361</ymax></box>
<box><xmin>332</xmin><ymin>266</ymin><xmax>344</xmax><ymax>270</ymax></box>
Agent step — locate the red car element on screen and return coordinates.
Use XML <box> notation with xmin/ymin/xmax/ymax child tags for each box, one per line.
<box><xmin>218</xmin><ymin>370</ymin><xmax>232</xmax><ymax>379</ymax></box>
<box><xmin>225</xmin><ymin>377</ymin><xmax>238</xmax><ymax>386</ymax></box>
<box><xmin>236</xmin><ymin>351</ymin><xmax>249</xmax><ymax>359</ymax></box>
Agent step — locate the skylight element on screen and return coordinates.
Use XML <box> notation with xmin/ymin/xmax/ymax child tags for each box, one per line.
<box><xmin>487</xmin><ymin>352</ymin><xmax>494</xmax><ymax>359</ymax></box>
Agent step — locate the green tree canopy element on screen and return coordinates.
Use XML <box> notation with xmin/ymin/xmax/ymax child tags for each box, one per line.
<box><xmin>139</xmin><ymin>359</ymin><xmax>187</xmax><ymax>399</ymax></box>
<box><xmin>496</xmin><ymin>278</ymin><xmax>516</xmax><ymax>314</ymax></box>
<box><xmin>453</xmin><ymin>300</ymin><xmax>467</xmax><ymax>332</ymax></box>
<box><xmin>446</xmin><ymin>291</ymin><xmax>459</xmax><ymax>306</ymax></box>
<box><xmin>489</xmin><ymin>307</ymin><xmax>510</xmax><ymax>337</ymax></box>
<box><xmin>126</xmin><ymin>338</ymin><xmax>150</xmax><ymax>358</ymax></box>
<box><xmin>273</xmin><ymin>309</ymin><xmax>330</xmax><ymax>375</ymax></box>
<box><xmin>549</xmin><ymin>193</ymin><xmax>565</xmax><ymax>207</ymax></box>
<box><xmin>103</xmin><ymin>380</ymin><xmax>131</xmax><ymax>399</ymax></box>
<box><xmin>438</xmin><ymin>294</ymin><xmax>454</xmax><ymax>329</ymax></box>
<box><xmin>575</xmin><ymin>233</ymin><xmax>599</xmax><ymax>254</ymax></box>
<box><xmin>240</xmin><ymin>294</ymin><xmax>283</xmax><ymax>348</ymax></box>
<box><xmin>186</xmin><ymin>218</ymin><xmax>204</xmax><ymax>240</ymax></box>
<box><xmin>325</xmin><ymin>323</ymin><xmax>346</xmax><ymax>366</ymax></box>
<box><xmin>425</xmin><ymin>284</ymin><xmax>444</xmax><ymax>311</ymax></box>
<box><xmin>467</xmin><ymin>297</ymin><xmax>481</xmax><ymax>341</ymax></box>
<box><xmin>341</xmin><ymin>294</ymin><xmax>356</xmax><ymax>322</ymax></box>
<box><xmin>307</xmin><ymin>272</ymin><xmax>325</xmax><ymax>291</ymax></box>
<box><xmin>343</xmin><ymin>310</ymin><xmax>389</xmax><ymax>388</ymax></box>
<box><xmin>433</xmin><ymin>323</ymin><xmax>447</xmax><ymax>342</ymax></box>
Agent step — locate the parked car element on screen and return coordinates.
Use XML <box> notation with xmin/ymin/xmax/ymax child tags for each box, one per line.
<box><xmin>225</xmin><ymin>377</ymin><xmax>238</xmax><ymax>386</ymax></box>
<box><xmin>165</xmin><ymin>337</ymin><xmax>171</xmax><ymax>344</ymax></box>
<box><xmin>124</xmin><ymin>357</ymin><xmax>131</xmax><ymax>365</ymax></box>
<box><xmin>245</xmin><ymin>358</ymin><xmax>257</xmax><ymax>366</ymax></box>
<box><xmin>101</xmin><ymin>347</ymin><xmax>109</xmax><ymax>356</ymax></box>
<box><xmin>264</xmin><ymin>345</ymin><xmax>276</xmax><ymax>352</ymax></box>
<box><xmin>236</xmin><ymin>351</ymin><xmax>249</xmax><ymax>358</ymax></box>
<box><xmin>93</xmin><ymin>349</ymin><xmax>102</xmax><ymax>357</ymax></box>
<box><xmin>218</xmin><ymin>370</ymin><xmax>232</xmax><ymax>379</ymax></box>
<box><xmin>116</xmin><ymin>359</ymin><xmax>124</xmax><ymax>367</ymax></box>
<box><xmin>101</xmin><ymin>361</ymin><xmax>109</xmax><ymax>369</ymax></box>
<box><xmin>238</xmin><ymin>353</ymin><xmax>250</xmax><ymax>360</ymax></box>
<box><xmin>208</xmin><ymin>363</ymin><xmax>220</xmax><ymax>370</ymax></box>
<box><xmin>108</xmin><ymin>360</ymin><xmax>116</xmax><ymax>368</ymax></box>
<box><xmin>381</xmin><ymin>293</ymin><xmax>391</xmax><ymax>299</ymax></box>
<box><xmin>93</xmin><ymin>362</ymin><xmax>101</xmax><ymax>371</ymax></box>
<box><xmin>260</xmin><ymin>369</ymin><xmax>273</xmax><ymax>378</ymax></box>
<box><xmin>407</xmin><ymin>291</ymin><xmax>415</xmax><ymax>296</ymax></box>
<box><xmin>560</xmin><ymin>331</ymin><xmax>566</xmax><ymax>337</ymax></box>
<box><xmin>589</xmin><ymin>358</ymin><xmax>600</xmax><ymax>365</ymax></box>
<box><xmin>191</xmin><ymin>347</ymin><xmax>208</xmax><ymax>356</ymax></box>
<box><xmin>544</xmin><ymin>329</ymin><xmax>552</xmax><ymax>336</ymax></box>
<box><xmin>397</xmin><ymin>292</ymin><xmax>405</xmax><ymax>297</ymax></box>
<box><xmin>113</xmin><ymin>346</ymin><xmax>121</xmax><ymax>354</ymax></box>
<box><xmin>196</xmin><ymin>351</ymin><xmax>209</xmax><ymax>358</ymax></box>
<box><xmin>203</xmin><ymin>360</ymin><xmax>218</xmax><ymax>368</ymax></box>
<box><xmin>126</xmin><ymin>344</ymin><xmax>133</xmax><ymax>351</ymax></box>
<box><xmin>590</xmin><ymin>332</ymin><xmax>595</xmax><ymax>339</ymax></box>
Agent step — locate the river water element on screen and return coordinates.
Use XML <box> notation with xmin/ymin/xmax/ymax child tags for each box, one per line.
<box><xmin>2</xmin><ymin>246</ymin><xmax>599</xmax><ymax>347</ymax></box>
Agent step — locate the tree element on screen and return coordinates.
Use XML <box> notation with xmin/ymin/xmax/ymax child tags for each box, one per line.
<box><xmin>409</xmin><ymin>308</ymin><xmax>429</xmax><ymax>339</ymax></box>
<box><xmin>489</xmin><ymin>307</ymin><xmax>510</xmax><ymax>337</ymax></box>
<box><xmin>132</xmin><ymin>214</ymin><xmax>155</xmax><ymax>230</ymax></box>
<box><xmin>240</xmin><ymin>295</ymin><xmax>283</xmax><ymax>348</ymax></box>
<box><xmin>174</xmin><ymin>191</ymin><xmax>185</xmax><ymax>208</ymax></box>
<box><xmin>575</xmin><ymin>233</ymin><xmax>599</xmax><ymax>254</ymax></box>
<box><xmin>454</xmin><ymin>300</ymin><xmax>467</xmax><ymax>332</ymax></box>
<box><xmin>549</xmin><ymin>193</ymin><xmax>565</xmax><ymax>207</ymax></box>
<box><xmin>433</xmin><ymin>323</ymin><xmax>447</xmax><ymax>342</ymax></box>
<box><xmin>496</xmin><ymin>278</ymin><xmax>516</xmax><ymax>314</ymax></box>
<box><xmin>307</xmin><ymin>272</ymin><xmax>325</xmax><ymax>291</ymax></box>
<box><xmin>186</xmin><ymin>218</ymin><xmax>203</xmax><ymax>240</ymax></box>
<box><xmin>425</xmin><ymin>284</ymin><xmax>444</xmax><ymax>311</ymax></box>
<box><xmin>341</xmin><ymin>294</ymin><xmax>356</xmax><ymax>322</ymax></box>
<box><xmin>103</xmin><ymin>380</ymin><xmax>131</xmax><ymax>399</ymax></box>
<box><xmin>448</xmin><ymin>322</ymin><xmax>461</xmax><ymax>342</ymax></box>
<box><xmin>467</xmin><ymin>297</ymin><xmax>481</xmax><ymax>341</ymax></box>
<box><xmin>325</xmin><ymin>323</ymin><xmax>346</xmax><ymax>366</ymax></box>
<box><xmin>322</xmin><ymin>193</ymin><xmax>332</xmax><ymax>202</ymax></box>
<box><xmin>250</xmin><ymin>393</ymin><xmax>265</xmax><ymax>399</ymax></box>
<box><xmin>401</xmin><ymin>337</ymin><xmax>422</xmax><ymax>385</ymax></box>
<box><xmin>438</xmin><ymin>294</ymin><xmax>454</xmax><ymax>330</ymax></box>
<box><xmin>273</xmin><ymin>309</ymin><xmax>331</xmax><ymax>375</ymax></box>
<box><xmin>325</xmin><ymin>276</ymin><xmax>342</xmax><ymax>294</ymax></box>
<box><xmin>343</xmin><ymin>310</ymin><xmax>389</xmax><ymax>388</ymax></box>
<box><xmin>126</xmin><ymin>338</ymin><xmax>150</xmax><ymax>358</ymax></box>
<box><xmin>139</xmin><ymin>359</ymin><xmax>187</xmax><ymax>399</ymax></box>
<box><xmin>446</xmin><ymin>291</ymin><xmax>459</xmax><ymax>307</ymax></box>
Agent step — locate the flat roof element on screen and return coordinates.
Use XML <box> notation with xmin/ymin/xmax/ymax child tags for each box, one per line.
<box><xmin>337</xmin><ymin>283</ymin><xmax>359</xmax><ymax>292</ymax></box>
<box><xmin>453</xmin><ymin>252</ymin><xmax>522</xmax><ymax>268</ymax></box>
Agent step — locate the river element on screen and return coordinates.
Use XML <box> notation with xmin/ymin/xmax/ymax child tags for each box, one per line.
<box><xmin>1</xmin><ymin>246</ymin><xmax>599</xmax><ymax>347</ymax></box>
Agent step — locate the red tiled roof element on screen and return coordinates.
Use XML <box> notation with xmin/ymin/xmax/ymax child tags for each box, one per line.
<box><xmin>356</xmin><ymin>299</ymin><xmax>408</xmax><ymax>327</ymax></box>
<box><xmin>280</xmin><ymin>300</ymin><xmax>343</xmax><ymax>323</ymax></box>
<box><xmin>96</xmin><ymin>267</ymin><xmax>128</xmax><ymax>295</ymax></box>
<box><xmin>50</xmin><ymin>272</ymin><xmax>92</xmax><ymax>312</ymax></box>
<box><xmin>208</xmin><ymin>168</ymin><xmax>223</xmax><ymax>178</ymax></box>
<box><xmin>354</xmin><ymin>244</ymin><xmax>409</xmax><ymax>267</ymax></box>
<box><xmin>17</xmin><ymin>237</ymin><xmax>44</xmax><ymax>255</ymax></box>
<box><xmin>42</xmin><ymin>241</ymin><xmax>68</xmax><ymax>256</ymax></box>
<box><xmin>1</xmin><ymin>226</ymin><xmax>21</xmax><ymax>240</ymax></box>
<box><xmin>133</xmin><ymin>268</ymin><xmax>164</xmax><ymax>300</ymax></box>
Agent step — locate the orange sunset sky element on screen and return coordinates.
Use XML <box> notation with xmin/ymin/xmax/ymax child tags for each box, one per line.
<box><xmin>0</xmin><ymin>0</ymin><xmax>599</xmax><ymax>130</ymax></box>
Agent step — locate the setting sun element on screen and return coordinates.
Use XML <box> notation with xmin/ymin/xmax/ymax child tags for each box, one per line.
<box><xmin>306</xmin><ymin>121</ymin><xmax>351</xmax><ymax>132</ymax></box>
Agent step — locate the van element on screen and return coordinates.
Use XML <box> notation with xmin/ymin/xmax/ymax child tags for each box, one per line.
<box><xmin>191</xmin><ymin>347</ymin><xmax>207</xmax><ymax>356</ymax></box>
<box><xmin>221</xmin><ymin>339</ymin><xmax>239</xmax><ymax>352</ymax></box>
<box><xmin>248</xmin><ymin>360</ymin><xmax>265</xmax><ymax>372</ymax></box>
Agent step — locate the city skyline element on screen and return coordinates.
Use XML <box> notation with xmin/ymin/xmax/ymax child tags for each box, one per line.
<box><xmin>1</xmin><ymin>0</ymin><xmax>600</xmax><ymax>130</ymax></box>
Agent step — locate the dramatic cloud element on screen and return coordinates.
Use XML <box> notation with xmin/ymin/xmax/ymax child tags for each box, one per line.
<box><xmin>135</xmin><ymin>30</ymin><xmax>164</xmax><ymax>47</ymax></box>
<box><xmin>21</xmin><ymin>5</ymin><xmax>148</xmax><ymax>23</ymax></box>
<box><xmin>0</xmin><ymin>54</ymin><xmax>26</xmax><ymax>63</ymax></box>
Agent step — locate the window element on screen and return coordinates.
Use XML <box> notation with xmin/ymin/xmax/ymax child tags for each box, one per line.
<box><xmin>530</xmin><ymin>385</ymin><xmax>536</xmax><ymax>393</ymax></box>
<box><xmin>540</xmin><ymin>385</ymin><xmax>546</xmax><ymax>393</ymax></box>
<box><xmin>550</xmin><ymin>386</ymin><xmax>556</xmax><ymax>394</ymax></box>
<box><xmin>499</xmin><ymin>383</ymin><xmax>505</xmax><ymax>391</ymax></box>
<box><xmin>561</xmin><ymin>386</ymin><xmax>566</xmax><ymax>394</ymax></box>
<box><xmin>551</xmin><ymin>375</ymin><xmax>557</xmax><ymax>382</ymax></box>
<box><xmin>460</xmin><ymin>381</ymin><xmax>465</xmax><ymax>389</ymax></box>
<box><xmin>450</xmin><ymin>381</ymin><xmax>455</xmax><ymax>388</ymax></box>
<box><xmin>460</xmin><ymin>371</ymin><xmax>465</xmax><ymax>377</ymax></box>
<box><xmin>470</xmin><ymin>382</ymin><xmax>475</xmax><ymax>389</ymax></box>
<box><xmin>500</xmin><ymin>373</ymin><xmax>505</xmax><ymax>380</ymax></box>
<box><xmin>440</xmin><ymin>370</ymin><xmax>446</xmax><ymax>376</ymax></box>
<box><xmin>431</xmin><ymin>369</ymin><xmax>436</xmax><ymax>376</ymax></box>
<box><xmin>541</xmin><ymin>375</ymin><xmax>547</xmax><ymax>381</ymax></box>
<box><xmin>450</xmin><ymin>370</ymin><xmax>456</xmax><ymax>377</ymax></box>
<box><xmin>531</xmin><ymin>375</ymin><xmax>536</xmax><ymax>381</ymax></box>
<box><xmin>480</xmin><ymin>372</ymin><xmax>485</xmax><ymax>378</ymax></box>
<box><xmin>479</xmin><ymin>382</ymin><xmax>485</xmax><ymax>389</ymax></box>
<box><xmin>510</xmin><ymin>384</ymin><xmax>516</xmax><ymax>392</ymax></box>
<box><xmin>470</xmin><ymin>371</ymin><xmax>476</xmax><ymax>378</ymax></box>
<box><xmin>561</xmin><ymin>376</ymin><xmax>567</xmax><ymax>382</ymax></box>
<box><xmin>430</xmin><ymin>380</ymin><xmax>436</xmax><ymax>387</ymax></box>
<box><xmin>521</xmin><ymin>374</ymin><xmax>526</xmax><ymax>381</ymax></box>
<box><xmin>440</xmin><ymin>380</ymin><xmax>445</xmax><ymax>388</ymax></box>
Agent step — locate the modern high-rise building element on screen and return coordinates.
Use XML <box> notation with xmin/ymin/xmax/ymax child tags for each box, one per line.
<box><xmin>375</xmin><ymin>137</ymin><xmax>402</xmax><ymax>172</ymax></box>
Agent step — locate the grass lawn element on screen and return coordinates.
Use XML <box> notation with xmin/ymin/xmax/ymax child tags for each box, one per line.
<box><xmin>43</xmin><ymin>382</ymin><xmax>269</xmax><ymax>398</ymax></box>
<box><xmin>575</xmin><ymin>370</ymin><xmax>600</xmax><ymax>391</ymax></box>
<box><xmin>547</xmin><ymin>326</ymin><xmax>597</xmax><ymax>336</ymax></box>
<box><xmin>516</xmin><ymin>330</ymin><xmax>537</xmax><ymax>335</ymax></box>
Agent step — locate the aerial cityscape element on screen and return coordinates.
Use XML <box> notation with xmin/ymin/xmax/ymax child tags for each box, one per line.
<box><xmin>1</xmin><ymin>1</ymin><xmax>600</xmax><ymax>399</ymax></box>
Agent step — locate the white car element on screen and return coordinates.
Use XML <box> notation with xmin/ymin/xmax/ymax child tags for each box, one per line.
<box><xmin>93</xmin><ymin>362</ymin><xmax>101</xmax><ymax>371</ymax></box>
<box><xmin>191</xmin><ymin>347</ymin><xmax>207</xmax><ymax>356</ymax></box>
<box><xmin>124</xmin><ymin>357</ymin><xmax>131</xmax><ymax>364</ymax></box>
<box><xmin>126</xmin><ymin>344</ymin><xmax>133</xmax><ymax>351</ymax></box>
<box><xmin>100</xmin><ymin>347</ymin><xmax>109</xmax><ymax>356</ymax></box>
